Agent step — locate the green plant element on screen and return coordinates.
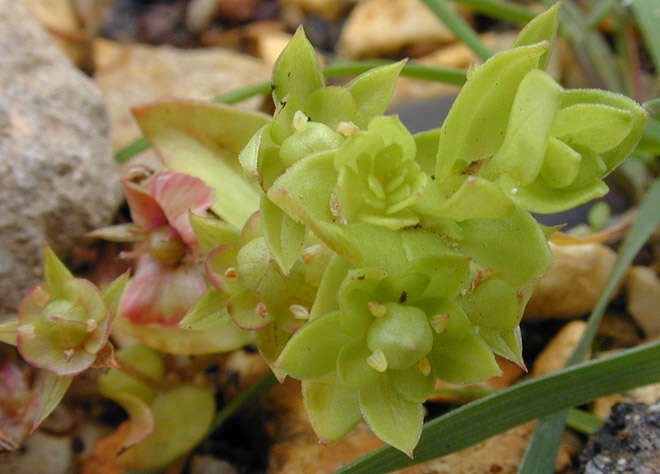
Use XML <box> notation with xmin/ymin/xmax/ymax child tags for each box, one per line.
<box><xmin>1</xmin><ymin>2</ymin><xmax>657</xmax><ymax>471</ymax></box>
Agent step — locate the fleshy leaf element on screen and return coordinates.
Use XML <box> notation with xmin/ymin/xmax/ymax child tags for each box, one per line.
<box><xmin>133</xmin><ymin>101</ymin><xmax>270</xmax><ymax>229</ymax></box>
<box><xmin>205</xmin><ymin>245</ymin><xmax>241</xmax><ymax>294</ymax></box>
<box><xmin>227</xmin><ymin>292</ymin><xmax>273</xmax><ymax>331</ymax></box>
<box><xmin>540</xmin><ymin>137</ymin><xmax>582</xmax><ymax>188</ymax></box>
<box><xmin>31</xmin><ymin>371</ymin><xmax>73</xmax><ymax>432</ymax></box>
<box><xmin>98</xmin><ymin>344</ymin><xmax>164</xmax><ymax>404</ymax></box>
<box><xmin>189</xmin><ymin>213</ymin><xmax>240</xmax><ymax>253</ymax></box>
<box><xmin>309</xmin><ymin>255</ymin><xmax>351</xmax><ymax>321</ymax></box>
<box><xmin>112</xmin><ymin>316</ymin><xmax>253</xmax><ymax>354</ymax></box>
<box><xmin>347</xmin><ymin>60</ymin><xmax>406</xmax><ymax>128</ymax></box>
<box><xmin>118</xmin><ymin>385</ymin><xmax>215</xmax><ymax>471</ymax></box>
<box><xmin>337</xmin><ymin>339</ymin><xmax>378</xmax><ymax>388</ymax></box>
<box><xmin>390</xmin><ymin>367</ymin><xmax>435</xmax><ymax>404</ymax></box>
<box><xmin>513</xmin><ymin>2</ymin><xmax>560</xmax><ymax>69</ymax></box>
<box><xmin>338</xmin><ymin>267</ymin><xmax>388</xmax><ymax>336</ymax></box>
<box><xmin>479</xmin><ymin>326</ymin><xmax>525</xmax><ymax>368</ymax></box>
<box><xmin>276</xmin><ymin>311</ymin><xmax>349</xmax><ymax>379</ymax></box>
<box><xmin>485</xmin><ymin>69</ymin><xmax>562</xmax><ymax>184</ymax></box>
<box><xmin>302</xmin><ymin>372</ymin><xmax>362</xmax><ymax>443</ymax></box>
<box><xmin>458</xmin><ymin>208</ymin><xmax>552</xmax><ymax>287</ymax></box>
<box><xmin>552</xmin><ymin>104</ymin><xmax>634</xmax><ymax>153</ymax></box>
<box><xmin>0</xmin><ymin>319</ymin><xmax>18</xmax><ymax>346</ymax></box>
<box><xmin>109</xmin><ymin>393</ymin><xmax>155</xmax><ymax>454</ymax></box>
<box><xmin>304</xmin><ymin>86</ymin><xmax>357</xmax><ymax>129</ymax></box>
<box><xmin>459</xmin><ymin>276</ymin><xmax>521</xmax><ymax>329</ymax></box>
<box><xmin>272</xmin><ymin>27</ymin><xmax>324</xmax><ymax>103</ymax></box>
<box><xmin>43</xmin><ymin>246</ymin><xmax>74</xmax><ymax>297</ymax></box>
<box><xmin>261</xmin><ymin>197</ymin><xmax>306</xmax><ymax>275</ymax></box>
<box><xmin>103</xmin><ymin>272</ymin><xmax>130</xmax><ymax>318</ymax></box>
<box><xmin>359</xmin><ymin>374</ymin><xmax>423</xmax><ymax>456</ymax></box>
<box><xmin>435</xmin><ymin>42</ymin><xmax>548</xmax><ymax>180</ymax></box>
<box><xmin>179</xmin><ymin>289</ymin><xmax>231</xmax><ymax>330</ymax></box>
<box><xmin>87</xmin><ymin>223</ymin><xmax>143</xmax><ymax>242</ymax></box>
<box><xmin>429</xmin><ymin>331</ymin><xmax>501</xmax><ymax>383</ymax></box>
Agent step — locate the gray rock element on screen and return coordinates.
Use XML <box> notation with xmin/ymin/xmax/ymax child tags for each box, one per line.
<box><xmin>0</xmin><ymin>0</ymin><xmax>121</xmax><ymax>317</ymax></box>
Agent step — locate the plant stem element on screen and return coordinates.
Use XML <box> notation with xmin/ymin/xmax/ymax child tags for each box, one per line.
<box><xmin>451</xmin><ymin>0</ymin><xmax>536</xmax><ymax>25</ymax></box>
<box><xmin>113</xmin><ymin>61</ymin><xmax>468</xmax><ymax>164</ymax></box>
<box><xmin>422</xmin><ymin>0</ymin><xmax>493</xmax><ymax>60</ymax></box>
<box><xmin>210</xmin><ymin>370</ymin><xmax>279</xmax><ymax>431</ymax></box>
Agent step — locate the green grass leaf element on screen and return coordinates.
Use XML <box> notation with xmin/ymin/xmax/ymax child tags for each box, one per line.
<box><xmin>519</xmin><ymin>176</ymin><xmax>660</xmax><ymax>473</ymax></box>
<box><xmin>631</xmin><ymin>0</ymin><xmax>660</xmax><ymax>72</ymax></box>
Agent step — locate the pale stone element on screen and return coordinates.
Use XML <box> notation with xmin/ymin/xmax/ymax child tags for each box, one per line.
<box><xmin>525</xmin><ymin>243</ymin><xmax>618</xmax><ymax>320</ymax></box>
<box><xmin>279</xmin><ymin>0</ymin><xmax>349</xmax><ymax>20</ymax></box>
<box><xmin>20</xmin><ymin>0</ymin><xmax>84</xmax><ymax>64</ymax></box>
<box><xmin>626</xmin><ymin>266</ymin><xmax>660</xmax><ymax>337</ymax></box>
<box><xmin>256</xmin><ymin>30</ymin><xmax>293</xmax><ymax>68</ymax></box>
<box><xmin>338</xmin><ymin>0</ymin><xmax>456</xmax><ymax>59</ymax></box>
<box><xmin>2</xmin><ymin>432</ymin><xmax>73</xmax><ymax>474</ymax></box>
<box><xmin>532</xmin><ymin>321</ymin><xmax>587</xmax><ymax>377</ymax></box>
<box><xmin>0</xmin><ymin>0</ymin><xmax>121</xmax><ymax>318</ymax></box>
<box><xmin>186</xmin><ymin>0</ymin><xmax>220</xmax><ymax>33</ymax></box>
<box><xmin>93</xmin><ymin>39</ymin><xmax>270</xmax><ymax>151</ymax></box>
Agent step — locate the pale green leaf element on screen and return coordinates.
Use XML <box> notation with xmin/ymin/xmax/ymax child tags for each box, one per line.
<box><xmin>32</xmin><ymin>372</ymin><xmax>74</xmax><ymax>431</ymax></box>
<box><xmin>0</xmin><ymin>318</ymin><xmax>18</xmax><ymax>346</ymax></box>
<box><xmin>458</xmin><ymin>277</ymin><xmax>521</xmax><ymax>329</ymax></box>
<box><xmin>390</xmin><ymin>368</ymin><xmax>435</xmax><ymax>404</ymax></box>
<box><xmin>347</xmin><ymin>60</ymin><xmax>406</xmax><ymax>128</ymax></box>
<box><xmin>359</xmin><ymin>373</ymin><xmax>423</xmax><ymax>456</ymax></box>
<box><xmin>133</xmin><ymin>101</ymin><xmax>270</xmax><ymax>229</ymax></box>
<box><xmin>98</xmin><ymin>344</ymin><xmax>164</xmax><ymax>404</ymax></box>
<box><xmin>479</xmin><ymin>326</ymin><xmax>525</xmax><ymax>368</ymax></box>
<box><xmin>261</xmin><ymin>197</ymin><xmax>306</xmax><ymax>274</ymax></box>
<box><xmin>43</xmin><ymin>246</ymin><xmax>73</xmax><ymax>297</ymax></box>
<box><xmin>540</xmin><ymin>137</ymin><xmax>582</xmax><ymax>188</ymax></box>
<box><xmin>435</xmin><ymin>42</ymin><xmax>548</xmax><ymax>180</ymax></box>
<box><xmin>302</xmin><ymin>373</ymin><xmax>362</xmax><ymax>443</ymax></box>
<box><xmin>272</xmin><ymin>27</ymin><xmax>324</xmax><ymax>103</ymax></box>
<box><xmin>513</xmin><ymin>2</ymin><xmax>561</xmax><ymax>69</ymax></box>
<box><xmin>189</xmin><ymin>213</ymin><xmax>240</xmax><ymax>253</ymax></box>
<box><xmin>179</xmin><ymin>289</ymin><xmax>231</xmax><ymax>330</ymax></box>
<box><xmin>304</xmin><ymin>86</ymin><xmax>357</xmax><ymax>129</ymax></box>
<box><xmin>87</xmin><ymin>224</ymin><xmax>143</xmax><ymax>242</ymax></box>
<box><xmin>118</xmin><ymin>385</ymin><xmax>215</xmax><ymax>471</ymax></box>
<box><xmin>486</xmin><ymin>69</ymin><xmax>561</xmax><ymax>184</ymax></box>
<box><xmin>430</xmin><ymin>331</ymin><xmax>501</xmax><ymax>383</ymax></box>
<box><xmin>102</xmin><ymin>272</ymin><xmax>129</xmax><ymax>317</ymax></box>
<box><xmin>309</xmin><ymin>255</ymin><xmax>351</xmax><ymax>321</ymax></box>
<box><xmin>276</xmin><ymin>311</ymin><xmax>349</xmax><ymax>379</ymax></box>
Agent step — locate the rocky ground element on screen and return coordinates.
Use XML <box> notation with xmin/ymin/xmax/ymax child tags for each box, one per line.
<box><xmin>1</xmin><ymin>1</ymin><xmax>660</xmax><ymax>473</ymax></box>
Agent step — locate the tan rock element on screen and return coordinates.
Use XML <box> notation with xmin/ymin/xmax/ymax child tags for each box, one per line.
<box><xmin>338</xmin><ymin>0</ymin><xmax>456</xmax><ymax>59</ymax></box>
<box><xmin>255</xmin><ymin>30</ymin><xmax>293</xmax><ymax>68</ymax></box>
<box><xmin>626</xmin><ymin>266</ymin><xmax>660</xmax><ymax>337</ymax></box>
<box><xmin>391</xmin><ymin>32</ymin><xmax>516</xmax><ymax>106</ymax></box>
<box><xmin>597</xmin><ymin>313</ymin><xmax>641</xmax><ymax>349</ymax></box>
<box><xmin>525</xmin><ymin>243</ymin><xmax>617</xmax><ymax>320</ymax></box>
<box><xmin>93</xmin><ymin>39</ymin><xmax>270</xmax><ymax>151</ymax></box>
<box><xmin>592</xmin><ymin>383</ymin><xmax>660</xmax><ymax>419</ymax></box>
<box><xmin>532</xmin><ymin>321</ymin><xmax>587</xmax><ymax>377</ymax></box>
<box><xmin>21</xmin><ymin>0</ymin><xmax>84</xmax><ymax>64</ymax></box>
<box><xmin>279</xmin><ymin>0</ymin><xmax>349</xmax><ymax>20</ymax></box>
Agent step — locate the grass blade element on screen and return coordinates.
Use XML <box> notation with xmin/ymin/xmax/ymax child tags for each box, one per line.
<box><xmin>451</xmin><ymin>0</ymin><xmax>536</xmax><ymax>24</ymax></box>
<box><xmin>630</xmin><ymin>0</ymin><xmax>660</xmax><ymax>72</ymax></box>
<box><xmin>519</xmin><ymin>176</ymin><xmax>660</xmax><ymax>473</ymax></box>
<box><xmin>422</xmin><ymin>0</ymin><xmax>493</xmax><ymax>60</ymax></box>
<box><xmin>585</xmin><ymin>0</ymin><xmax>618</xmax><ymax>30</ymax></box>
<box><xmin>335</xmin><ymin>338</ymin><xmax>660</xmax><ymax>473</ymax></box>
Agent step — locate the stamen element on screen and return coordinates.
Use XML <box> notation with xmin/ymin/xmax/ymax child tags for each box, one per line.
<box><xmin>302</xmin><ymin>244</ymin><xmax>322</xmax><ymax>264</ymax></box>
<box><xmin>293</xmin><ymin>110</ymin><xmax>309</xmax><ymax>131</ymax></box>
<box><xmin>290</xmin><ymin>304</ymin><xmax>310</xmax><ymax>320</ymax></box>
<box><xmin>86</xmin><ymin>319</ymin><xmax>97</xmax><ymax>333</ymax></box>
<box><xmin>255</xmin><ymin>302</ymin><xmax>268</xmax><ymax>319</ymax></box>
<box><xmin>367</xmin><ymin>301</ymin><xmax>387</xmax><ymax>318</ymax></box>
<box><xmin>224</xmin><ymin>267</ymin><xmax>238</xmax><ymax>278</ymax></box>
<box><xmin>418</xmin><ymin>358</ymin><xmax>431</xmax><ymax>376</ymax></box>
<box><xmin>430</xmin><ymin>313</ymin><xmax>450</xmax><ymax>333</ymax></box>
<box><xmin>336</xmin><ymin>121</ymin><xmax>359</xmax><ymax>136</ymax></box>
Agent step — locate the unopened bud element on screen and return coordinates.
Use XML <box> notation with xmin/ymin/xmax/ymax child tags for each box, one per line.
<box><xmin>255</xmin><ymin>302</ymin><xmax>268</xmax><ymax>319</ymax></box>
<box><xmin>302</xmin><ymin>245</ymin><xmax>322</xmax><ymax>264</ymax></box>
<box><xmin>290</xmin><ymin>304</ymin><xmax>309</xmax><ymax>320</ymax></box>
<box><xmin>430</xmin><ymin>313</ymin><xmax>450</xmax><ymax>333</ymax></box>
<box><xmin>367</xmin><ymin>350</ymin><xmax>388</xmax><ymax>372</ymax></box>
<box><xmin>418</xmin><ymin>358</ymin><xmax>431</xmax><ymax>376</ymax></box>
<box><xmin>336</xmin><ymin>121</ymin><xmax>359</xmax><ymax>136</ymax></box>
<box><xmin>86</xmin><ymin>319</ymin><xmax>97</xmax><ymax>333</ymax></box>
<box><xmin>367</xmin><ymin>301</ymin><xmax>387</xmax><ymax>318</ymax></box>
<box><xmin>293</xmin><ymin>110</ymin><xmax>309</xmax><ymax>131</ymax></box>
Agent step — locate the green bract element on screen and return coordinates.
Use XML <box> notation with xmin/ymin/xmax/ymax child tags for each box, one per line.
<box><xmin>125</xmin><ymin>3</ymin><xmax>647</xmax><ymax>457</ymax></box>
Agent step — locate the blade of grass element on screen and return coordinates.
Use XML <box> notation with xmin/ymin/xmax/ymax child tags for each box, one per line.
<box><xmin>114</xmin><ymin>62</ymin><xmax>468</xmax><ymax>164</ymax></box>
<box><xmin>519</xmin><ymin>176</ymin><xmax>660</xmax><ymax>473</ymax></box>
<box><xmin>630</xmin><ymin>0</ymin><xmax>660</xmax><ymax>72</ymax></box>
<box><xmin>585</xmin><ymin>0</ymin><xmax>618</xmax><ymax>30</ymax></box>
<box><xmin>451</xmin><ymin>0</ymin><xmax>537</xmax><ymax>24</ymax></box>
<box><xmin>335</xmin><ymin>337</ymin><xmax>660</xmax><ymax>474</ymax></box>
<box><xmin>566</xmin><ymin>408</ymin><xmax>603</xmax><ymax>435</ymax></box>
<box><xmin>422</xmin><ymin>0</ymin><xmax>493</xmax><ymax>60</ymax></box>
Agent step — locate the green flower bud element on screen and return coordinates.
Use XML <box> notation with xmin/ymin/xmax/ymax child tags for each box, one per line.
<box><xmin>147</xmin><ymin>225</ymin><xmax>186</xmax><ymax>265</ymax></box>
